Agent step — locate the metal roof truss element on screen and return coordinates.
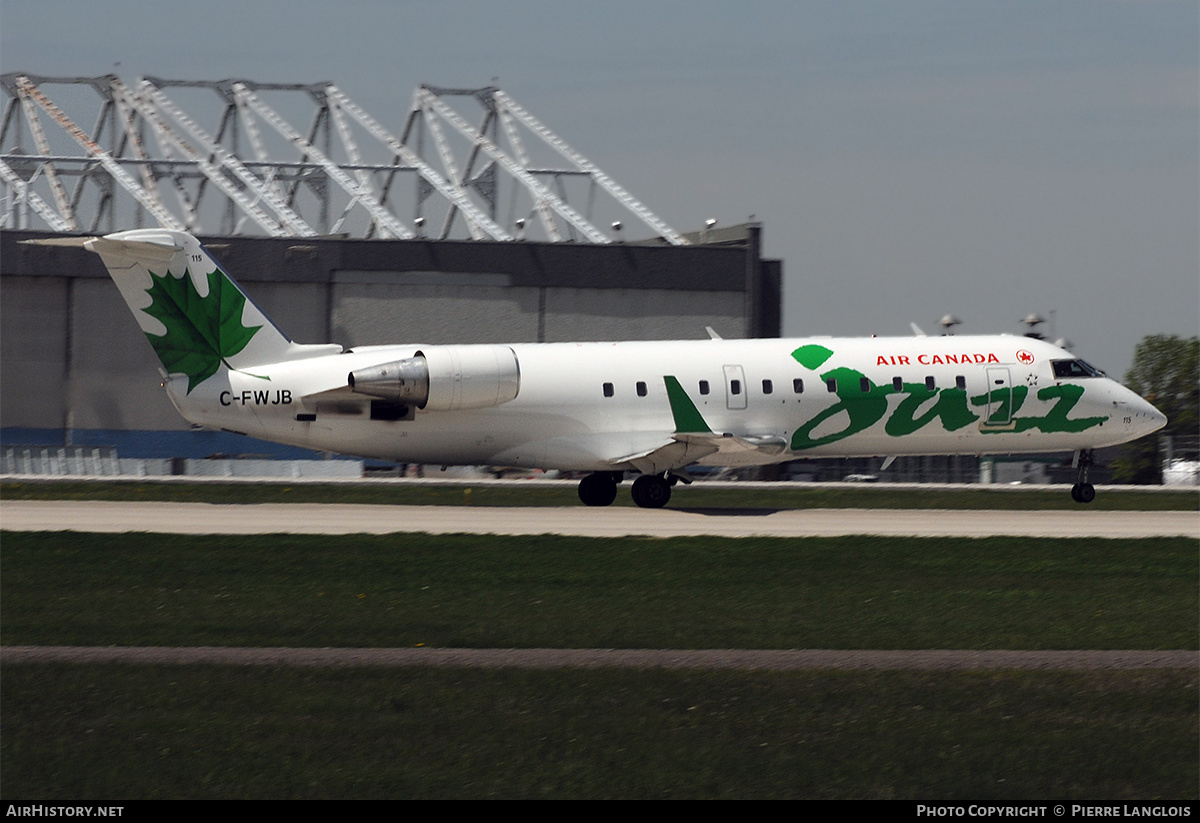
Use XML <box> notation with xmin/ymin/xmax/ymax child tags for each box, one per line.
<box><xmin>1</xmin><ymin>74</ymin><xmax>685</xmax><ymax>244</ymax></box>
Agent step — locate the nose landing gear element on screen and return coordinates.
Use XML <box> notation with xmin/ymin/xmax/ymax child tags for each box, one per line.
<box><xmin>1070</xmin><ymin>449</ymin><xmax>1096</xmax><ymax>504</ymax></box>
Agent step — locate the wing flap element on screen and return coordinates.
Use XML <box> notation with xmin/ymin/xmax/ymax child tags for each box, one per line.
<box><xmin>613</xmin><ymin>438</ymin><xmax>720</xmax><ymax>475</ymax></box>
<box><xmin>613</xmin><ymin>432</ymin><xmax>789</xmax><ymax>475</ymax></box>
<box><xmin>675</xmin><ymin>432</ymin><xmax>789</xmax><ymax>457</ymax></box>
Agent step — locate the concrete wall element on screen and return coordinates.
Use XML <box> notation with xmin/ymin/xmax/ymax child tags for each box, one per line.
<box><xmin>1</xmin><ymin>228</ymin><xmax>780</xmax><ymax>454</ymax></box>
<box><xmin>331</xmin><ymin>280</ymin><xmax>543</xmax><ymax>345</ymax></box>
<box><xmin>2</xmin><ymin>275</ymin><xmax>69</xmax><ymax>429</ymax></box>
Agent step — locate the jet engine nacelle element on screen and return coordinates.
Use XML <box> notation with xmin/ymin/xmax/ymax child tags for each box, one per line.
<box><xmin>348</xmin><ymin>345</ymin><xmax>520</xmax><ymax>411</ymax></box>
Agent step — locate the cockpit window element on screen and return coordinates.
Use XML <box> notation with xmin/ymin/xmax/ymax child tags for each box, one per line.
<box><xmin>1051</xmin><ymin>359</ymin><xmax>1104</xmax><ymax>379</ymax></box>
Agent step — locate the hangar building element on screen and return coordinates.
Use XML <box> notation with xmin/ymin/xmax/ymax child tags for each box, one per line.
<box><xmin>0</xmin><ymin>76</ymin><xmax>780</xmax><ymax>464</ymax></box>
<box><xmin>1</xmin><ymin>227</ymin><xmax>779</xmax><ymax>462</ymax></box>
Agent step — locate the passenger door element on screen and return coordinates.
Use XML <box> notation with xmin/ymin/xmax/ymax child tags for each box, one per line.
<box><xmin>984</xmin><ymin>366</ymin><xmax>1013</xmax><ymax>426</ymax></box>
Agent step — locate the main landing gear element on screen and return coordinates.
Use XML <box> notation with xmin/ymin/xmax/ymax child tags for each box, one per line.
<box><xmin>577</xmin><ymin>472</ymin><xmax>676</xmax><ymax>508</ymax></box>
<box><xmin>1070</xmin><ymin>449</ymin><xmax>1096</xmax><ymax>504</ymax></box>
<box><xmin>577</xmin><ymin>471</ymin><xmax>620</xmax><ymax>507</ymax></box>
<box><xmin>630</xmin><ymin>474</ymin><xmax>672</xmax><ymax>509</ymax></box>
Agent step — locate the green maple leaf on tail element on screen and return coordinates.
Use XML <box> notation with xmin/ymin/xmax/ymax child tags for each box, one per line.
<box><xmin>142</xmin><ymin>267</ymin><xmax>263</xmax><ymax>393</ymax></box>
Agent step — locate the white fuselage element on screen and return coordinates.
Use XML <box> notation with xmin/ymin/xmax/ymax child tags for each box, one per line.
<box><xmin>167</xmin><ymin>334</ymin><xmax>1165</xmax><ymax>471</ymax></box>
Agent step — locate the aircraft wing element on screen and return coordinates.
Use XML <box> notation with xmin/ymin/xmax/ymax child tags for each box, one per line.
<box><xmin>675</xmin><ymin>432</ymin><xmax>789</xmax><ymax>456</ymax></box>
<box><xmin>611</xmin><ymin>436</ymin><xmax>719</xmax><ymax>475</ymax></box>
<box><xmin>607</xmin><ymin>376</ymin><xmax>793</xmax><ymax>474</ymax></box>
<box><xmin>610</xmin><ymin>432</ymin><xmax>789</xmax><ymax>474</ymax></box>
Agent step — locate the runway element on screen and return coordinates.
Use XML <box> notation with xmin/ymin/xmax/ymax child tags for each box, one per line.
<box><xmin>2</xmin><ymin>499</ymin><xmax>1196</xmax><ymax>538</ymax></box>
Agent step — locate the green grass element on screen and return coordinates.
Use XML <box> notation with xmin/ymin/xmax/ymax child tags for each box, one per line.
<box><xmin>3</xmin><ymin>478</ymin><xmax>1196</xmax><ymax>510</ymax></box>
<box><xmin>3</xmin><ymin>664</ymin><xmax>1194</xmax><ymax>799</ymax></box>
<box><xmin>3</xmin><ymin>528</ymin><xmax>1195</xmax><ymax>799</ymax></box>
<box><xmin>3</xmin><ymin>532</ymin><xmax>1195</xmax><ymax>650</ymax></box>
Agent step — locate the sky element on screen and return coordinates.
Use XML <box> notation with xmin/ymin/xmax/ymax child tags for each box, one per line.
<box><xmin>2</xmin><ymin>0</ymin><xmax>1196</xmax><ymax>379</ymax></box>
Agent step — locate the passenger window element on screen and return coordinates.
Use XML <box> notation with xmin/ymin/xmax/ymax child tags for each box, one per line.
<box><xmin>699</xmin><ymin>380</ymin><xmax>710</xmax><ymax>395</ymax></box>
<box><xmin>730</xmin><ymin>379</ymin><xmax>742</xmax><ymax>395</ymax></box>
<box><xmin>892</xmin><ymin>376</ymin><xmax>903</xmax><ymax>391</ymax></box>
<box><xmin>636</xmin><ymin>381</ymin><xmax>647</xmax><ymax>397</ymax></box>
<box><xmin>793</xmin><ymin>378</ymin><xmax>804</xmax><ymax>394</ymax></box>
<box><xmin>826</xmin><ymin>378</ymin><xmax>837</xmax><ymax>393</ymax></box>
<box><xmin>603</xmin><ymin>382</ymin><xmax>614</xmax><ymax>398</ymax></box>
<box><xmin>762</xmin><ymin>379</ymin><xmax>773</xmax><ymax>395</ymax></box>
<box><xmin>925</xmin><ymin>376</ymin><xmax>936</xmax><ymax>391</ymax></box>
<box><xmin>859</xmin><ymin>377</ymin><xmax>870</xmax><ymax>393</ymax></box>
<box><xmin>955</xmin><ymin>375</ymin><xmax>966</xmax><ymax>390</ymax></box>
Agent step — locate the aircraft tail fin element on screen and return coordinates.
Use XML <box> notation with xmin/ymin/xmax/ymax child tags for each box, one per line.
<box><xmin>84</xmin><ymin>229</ymin><xmax>339</xmax><ymax>393</ymax></box>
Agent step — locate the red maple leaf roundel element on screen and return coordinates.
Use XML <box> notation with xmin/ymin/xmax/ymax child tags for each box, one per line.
<box><xmin>1016</xmin><ymin>349</ymin><xmax>1035</xmax><ymax>364</ymax></box>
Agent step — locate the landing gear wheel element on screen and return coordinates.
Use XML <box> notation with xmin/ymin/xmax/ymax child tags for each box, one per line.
<box><xmin>1071</xmin><ymin>483</ymin><xmax>1095</xmax><ymax>504</ymax></box>
<box><xmin>631</xmin><ymin>474</ymin><xmax>672</xmax><ymax>509</ymax></box>
<box><xmin>1070</xmin><ymin>449</ymin><xmax>1096</xmax><ymax>504</ymax></box>
<box><xmin>578</xmin><ymin>473</ymin><xmax>618</xmax><ymax>507</ymax></box>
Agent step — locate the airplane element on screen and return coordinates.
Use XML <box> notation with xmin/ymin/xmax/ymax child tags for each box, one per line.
<box><xmin>52</xmin><ymin>228</ymin><xmax>1166</xmax><ymax>508</ymax></box>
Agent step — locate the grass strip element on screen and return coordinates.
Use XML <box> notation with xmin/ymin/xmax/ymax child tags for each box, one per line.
<box><xmin>2</xmin><ymin>664</ymin><xmax>1194</xmax><ymax>799</ymax></box>
<box><xmin>3</xmin><ymin>479</ymin><xmax>1196</xmax><ymax>510</ymax></box>
<box><xmin>4</xmin><ymin>532</ymin><xmax>1194</xmax><ymax>650</ymax></box>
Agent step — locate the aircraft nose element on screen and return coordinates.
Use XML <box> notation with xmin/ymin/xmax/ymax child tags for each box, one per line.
<box><xmin>1132</xmin><ymin>396</ymin><xmax>1168</xmax><ymax>437</ymax></box>
<box><xmin>1148</xmin><ymin>405</ymin><xmax>1167</xmax><ymax>432</ymax></box>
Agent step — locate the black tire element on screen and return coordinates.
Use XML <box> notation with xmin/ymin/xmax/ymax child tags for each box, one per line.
<box><xmin>578</xmin><ymin>473</ymin><xmax>617</xmax><ymax>507</ymax></box>
<box><xmin>1073</xmin><ymin>482</ymin><xmax>1096</xmax><ymax>504</ymax></box>
<box><xmin>631</xmin><ymin>474</ymin><xmax>671</xmax><ymax>509</ymax></box>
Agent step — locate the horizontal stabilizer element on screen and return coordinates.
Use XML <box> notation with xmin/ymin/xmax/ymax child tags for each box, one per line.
<box><xmin>20</xmin><ymin>236</ymin><xmax>91</xmax><ymax>247</ymax></box>
<box><xmin>84</xmin><ymin>235</ymin><xmax>182</xmax><ymax>266</ymax></box>
<box><xmin>22</xmin><ymin>235</ymin><xmax>180</xmax><ymax>266</ymax></box>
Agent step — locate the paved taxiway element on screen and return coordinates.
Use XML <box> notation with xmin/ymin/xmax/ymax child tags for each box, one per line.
<box><xmin>3</xmin><ymin>500</ymin><xmax>1195</xmax><ymax>538</ymax></box>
